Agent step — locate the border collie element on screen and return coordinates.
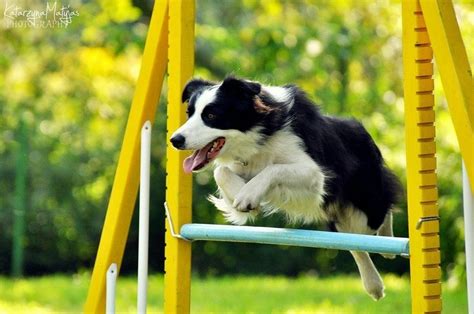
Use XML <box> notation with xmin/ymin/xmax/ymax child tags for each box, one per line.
<box><xmin>170</xmin><ymin>76</ymin><xmax>401</xmax><ymax>300</ymax></box>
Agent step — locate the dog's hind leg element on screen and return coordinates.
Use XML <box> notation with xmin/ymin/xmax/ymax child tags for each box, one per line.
<box><xmin>335</xmin><ymin>208</ymin><xmax>385</xmax><ymax>300</ymax></box>
<box><xmin>210</xmin><ymin>166</ymin><xmax>258</xmax><ymax>225</ymax></box>
<box><xmin>349</xmin><ymin>251</ymin><xmax>385</xmax><ymax>300</ymax></box>
<box><xmin>377</xmin><ymin>212</ymin><xmax>396</xmax><ymax>259</ymax></box>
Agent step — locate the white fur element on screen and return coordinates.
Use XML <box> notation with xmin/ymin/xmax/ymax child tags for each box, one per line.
<box><xmin>377</xmin><ymin>212</ymin><xmax>396</xmax><ymax>259</ymax></box>
<box><xmin>210</xmin><ymin>166</ymin><xmax>258</xmax><ymax>225</ymax></box>
<box><xmin>351</xmin><ymin>250</ymin><xmax>385</xmax><ymax>300</ymax></box>
<box><xmin>262</xmin><ymin>85</ymin><xmax>294</xmax><ymax>105</ymax></box>
<box><xmin>171</xmin><ymin>87</ymin><xmax>223</xmax><ymax>150</ymax></box>
<box><xmin>211</xmin><ymin>128</ymin><xmax>327</xmax><ymax>225</ymax></box>
<box><xmin>173</xmin><ymin>82</ymin><xmax>394</xmax><ymax>300</ymax></box>
<box><xmin>331</xmin><ymin>205</ymin><xmax>385</xmax><ymax>300</ymax></box>
<box><xmin>174</xmin><ymin>85</ymin><xmax>327</xmax><ymax>225</ymax></box>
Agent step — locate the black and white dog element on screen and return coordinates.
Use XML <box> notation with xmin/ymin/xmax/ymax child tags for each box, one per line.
<box><xmin>170</xmin><ymin>76</ymin><xmax>401</xmax><ymax>300</ymax></box>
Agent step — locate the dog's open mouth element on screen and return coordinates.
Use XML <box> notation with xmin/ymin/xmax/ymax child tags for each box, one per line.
<box><xmin>183</xmin><ymin>137</ymin><xmax>226</xmax><ymax>173</ymax></box>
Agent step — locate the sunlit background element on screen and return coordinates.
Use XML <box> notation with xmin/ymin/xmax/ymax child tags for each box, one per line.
<box><xmin>0</xmin><ymin>0</ymin><xmax>473</xmax><ymax>312</ymax></box>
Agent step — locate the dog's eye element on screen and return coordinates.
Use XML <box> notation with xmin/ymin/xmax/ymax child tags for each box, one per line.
<box><xmin>207</xmin><ymin>113</ymin><xmax>216</xmax><ymax>120</ymax></box>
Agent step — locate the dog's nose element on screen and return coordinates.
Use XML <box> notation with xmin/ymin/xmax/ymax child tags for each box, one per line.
<box><xmin>170</xmin><ymin>134</ymin><xmax>186</xmax><ymax>149</ymax></box>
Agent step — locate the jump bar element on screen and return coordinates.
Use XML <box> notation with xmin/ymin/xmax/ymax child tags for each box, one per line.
<box><xmin>180</xmin><ymin>224</ymin><xmax>410</xmax><ymax>256</ymax></box>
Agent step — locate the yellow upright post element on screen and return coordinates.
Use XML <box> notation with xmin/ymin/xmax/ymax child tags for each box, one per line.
<box><xmin>402</xmin><ymin>1</ymin><xmax>442</xmax><ymax>313</ymax></box>
<box><xmin>420</xmin><ymin>0</ymin><xmax>474</xmax><ymax>191</ymax></box>
<box><xmin>84</xmin><ymin>1</ymin><xmax>169</xmax><ymax>312</ymax></box>
<box><xmin>163</xmin><ymin>0</ymin><xmax>195</xmax><ymax>313</ymax></box>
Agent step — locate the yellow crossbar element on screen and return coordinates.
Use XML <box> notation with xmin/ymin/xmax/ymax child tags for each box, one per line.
<box><xmin>83</xmin><ymin>0</ymin><xmax>169</xmax><ymax>312</ymax></box>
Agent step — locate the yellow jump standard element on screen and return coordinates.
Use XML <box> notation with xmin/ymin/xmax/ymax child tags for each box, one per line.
<box><xmin>403</xmin><ymin>1</ymin><xmax>441</xmax><ymax>312</ymax></box>
<box><xmin>84</xmin><ymin>0</ymin><xmax>473</xmax><ymax>313</ymax></box>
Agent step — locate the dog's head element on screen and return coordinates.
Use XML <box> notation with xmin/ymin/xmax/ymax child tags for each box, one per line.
<box><xmin>170</xmin><ymin>76</ymin><xmax>272</xmax><ymax>173</ymax></box>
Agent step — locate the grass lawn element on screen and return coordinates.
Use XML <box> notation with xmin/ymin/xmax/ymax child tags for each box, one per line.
<box><xmin>0</xmin><ymin>273</ymin><xmax>467</xmax><ymax>313</ymax></box>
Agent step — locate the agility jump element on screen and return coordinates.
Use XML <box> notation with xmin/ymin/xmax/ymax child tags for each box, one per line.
<box><xmin>84</xmin><ymin>0</ymin><xmax>474</xmax><ymax>313</ymax></box>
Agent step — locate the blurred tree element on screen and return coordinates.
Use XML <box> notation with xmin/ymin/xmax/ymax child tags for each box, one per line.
<box><xmin>0</xmin><ymin>0</ymin><xmax>472</xmax><ymax>282</ymax></box>
<box><xmin>11</xmin><ymin>118</ymin><xmax>28</xmax><ymax>277</ymax></box>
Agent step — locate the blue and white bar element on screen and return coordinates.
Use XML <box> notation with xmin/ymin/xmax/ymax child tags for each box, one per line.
<box><xmin>180</xmin><ymin>224</ymin><xmax>410</xmax><ymax>256</ymax></box>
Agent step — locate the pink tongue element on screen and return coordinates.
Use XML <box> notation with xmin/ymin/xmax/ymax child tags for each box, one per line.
<box><xmin>183</xmin><ymin>143</ymin><xmax>212</xmax><ymax>174</ymax></box>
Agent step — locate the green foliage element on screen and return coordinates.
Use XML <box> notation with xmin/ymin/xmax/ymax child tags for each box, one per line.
<box><xmin>0</xmin><ymin>0</ymin><xmax>146</xmax><ymax>273</ymax></box>
<box><xmin>0</xmin><ymin>0</ymin><xmax>473</xmax><ymax>280</ymax></box>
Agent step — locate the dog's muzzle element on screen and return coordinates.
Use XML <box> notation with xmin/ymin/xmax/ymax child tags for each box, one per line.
<box><xmin>170</xmin><ymin>134</ymin><xmax>185</xmax><ymax>149</ymax></box>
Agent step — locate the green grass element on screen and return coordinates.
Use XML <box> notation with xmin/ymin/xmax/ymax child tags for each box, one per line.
<box><xmin>0</xmin><ymin>274</ymin><xmax>467</xmax><ymax>313</ymax></box>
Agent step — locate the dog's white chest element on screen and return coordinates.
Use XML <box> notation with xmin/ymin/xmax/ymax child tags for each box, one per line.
<box><xmin>222</xmin><ymin>159</ymin><xmax>269</xmax><ymax>182</ymax></box>
<box><xmin>216</xmin><ymin>129</ymin><xmax>313</xmax><ymax>181</ymax></box>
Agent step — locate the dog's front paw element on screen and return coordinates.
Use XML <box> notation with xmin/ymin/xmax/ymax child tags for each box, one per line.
<box><xmin>233</xmin><ymin>189</ymin><xmax>263</xmax><ymax>212</ymax></box>
<box><xmin>208</xmin><ymin>195</ymin><xmax>257</xmax><ymax>225</ymax></box>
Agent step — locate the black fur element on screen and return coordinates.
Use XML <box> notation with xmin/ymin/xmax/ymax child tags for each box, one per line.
<box><xmin>185</xmin><ymin>77</ymin><xmax>267</xmax><ymax>132</ymax></box>
<box><xmin>255</xmin><ymin>86</ymin><xmax>401</xmax><ymax>229</ymax></box>
<box><xmin>182</xmin><ymin>77</ymin><xmax>401</xmax><ymax>230</ymax></box>
<box><xmin>184</xmin><ymin>79</ymin><xmax>214</xmax><ymax>118</ymax></box>
<box><xmin>182</xmin><ymin>78</ymin><xmax>214</xmax><ymax>103</ymax></box>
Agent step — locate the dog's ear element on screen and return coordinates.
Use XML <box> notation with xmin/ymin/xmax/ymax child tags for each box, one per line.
<box><xmin>254</xmin><ymin>96</ymin><xmax>272</xmax><ymax>114</ymax></box>
<box><xmin>220</xmin><ymin>76</ymin><xmax>261</xmax><ymax>96</ymax></box>
<box><xmin>182</xmin><ymin>78</ymin><xmax>214</xmax><ymax>103</ymax></box>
